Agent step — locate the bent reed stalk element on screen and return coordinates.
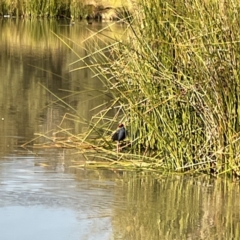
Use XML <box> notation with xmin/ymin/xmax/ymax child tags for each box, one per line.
<box><xmin>80</xmin><ymin>0</ymin><xmax>240</xmax><ymax>175</ymax></box>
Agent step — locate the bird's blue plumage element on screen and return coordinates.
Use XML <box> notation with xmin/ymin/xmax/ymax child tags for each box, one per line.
<box><xmin>112</xmin><ymin>124</ymin><xmax>126</xmax><ymax>142</ymax></box>
<box><xmin>118</xmin><ymin>127</ymin><xmax>126</xmax><ymax>141</ymax></box>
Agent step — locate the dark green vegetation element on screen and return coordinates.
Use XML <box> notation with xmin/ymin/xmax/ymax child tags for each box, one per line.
<box><xmin>79</xmin><ymin>0</ymin><xmax>240</xmax><ymax>176</ymax></box>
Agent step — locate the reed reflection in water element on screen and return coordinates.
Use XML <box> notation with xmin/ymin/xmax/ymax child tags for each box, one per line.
<box><xmin>0</xmin><ymin>18</ymin><xmax>123</xmax><ymax>155</ymax></box>
<box><xmin>112</xmin><ymin>173</ymin><xmax>240</xmax><ymax>240</ymax></box>
<box><xmin>1</xmin><ymin>148</ymin><xmax>240</xmax><ymax>240</ymax></box>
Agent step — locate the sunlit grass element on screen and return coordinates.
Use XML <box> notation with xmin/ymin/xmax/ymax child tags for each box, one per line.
<box><xmin>23</xmin><ymin>0</ymin><xmax>240</xmax><ymax>176</ymax></box>
<box><xmin>72</xmin><ymin>0</ymin><xmax>240</xmax><ymax>176</ymax></box>
<box><xmin>0</xmin><ymin>0</ymin><xmax>133</xmax><ymax>18</ymax></box>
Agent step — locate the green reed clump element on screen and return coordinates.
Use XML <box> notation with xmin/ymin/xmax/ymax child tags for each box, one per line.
<box><xmin>0</xmin><ymin>0</ymin><xmax>66</xmax><ymax>17</ymax></box>
<box><xmin>88</xmin><ymin>0</ymin><xmax>240</xmax><ymax>175</ymax></box>
<box><xmin>0</xmin><ymin>0</ymin><xmax>84</xmax><ymax>18</ymax></box>
<box><xmin>0</xmin><ymin>0</ymin><xmax>132</xmax><ymax>18</ymax></box>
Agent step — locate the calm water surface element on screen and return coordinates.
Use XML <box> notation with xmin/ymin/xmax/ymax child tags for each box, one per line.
<box><xmin>0</xmin><ymin>18</ymin><xmax>240</xmax><ymax>240</ymax></box>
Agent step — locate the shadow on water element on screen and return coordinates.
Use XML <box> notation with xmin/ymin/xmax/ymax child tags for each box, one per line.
<box><xmin>0</xmin><ymin>18</ymin><xmax>240</xmax><ymax>240</ymax></box>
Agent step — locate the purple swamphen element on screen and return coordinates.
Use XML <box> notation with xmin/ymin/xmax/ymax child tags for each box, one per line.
<box><xmin>112</xmin><ymin>123</ymin><xmax>126</xmax><ymax>152</ymax></box>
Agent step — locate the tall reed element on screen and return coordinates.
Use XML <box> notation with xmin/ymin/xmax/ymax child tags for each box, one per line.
<box><xmin>86</xmin><ymin>0</ymin><xmax>240</xmax><ymax>174</ymax></box>
<box><xmin>0</xmin><ymin>0</ymin><xmax>78</xmax><ymax>17</ymax></box>
<box><xmin>0</xmin><ymin>0</ymin><xmax>132</xmax><ymax>18</ymax></box>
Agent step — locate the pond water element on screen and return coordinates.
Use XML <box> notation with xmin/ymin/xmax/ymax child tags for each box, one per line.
<box><xmin>1</xmin><ymin>18</ymin><xmax>240</xmax><ymax>240</ymax></box>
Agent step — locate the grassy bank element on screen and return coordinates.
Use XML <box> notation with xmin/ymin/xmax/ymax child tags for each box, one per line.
<box><xmin>76</xmin><ymin>0</ymin><xmax>240</xmax><ymax>176</ymax></box>
<box><xmin>0</xmin><ymin>0</ymin><xmax>131</xmax><ymax>18</ymax></box>
<box><xmin>0</xmin><ymin>0</ymin><xmax>70</xmax><ymax>17</ymax></box>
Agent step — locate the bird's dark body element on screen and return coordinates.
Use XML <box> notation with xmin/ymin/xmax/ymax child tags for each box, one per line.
<box><xmin>112</xmin><ymin>125</ymin><xmax>126</xmax><ymax>142</ymax></box>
